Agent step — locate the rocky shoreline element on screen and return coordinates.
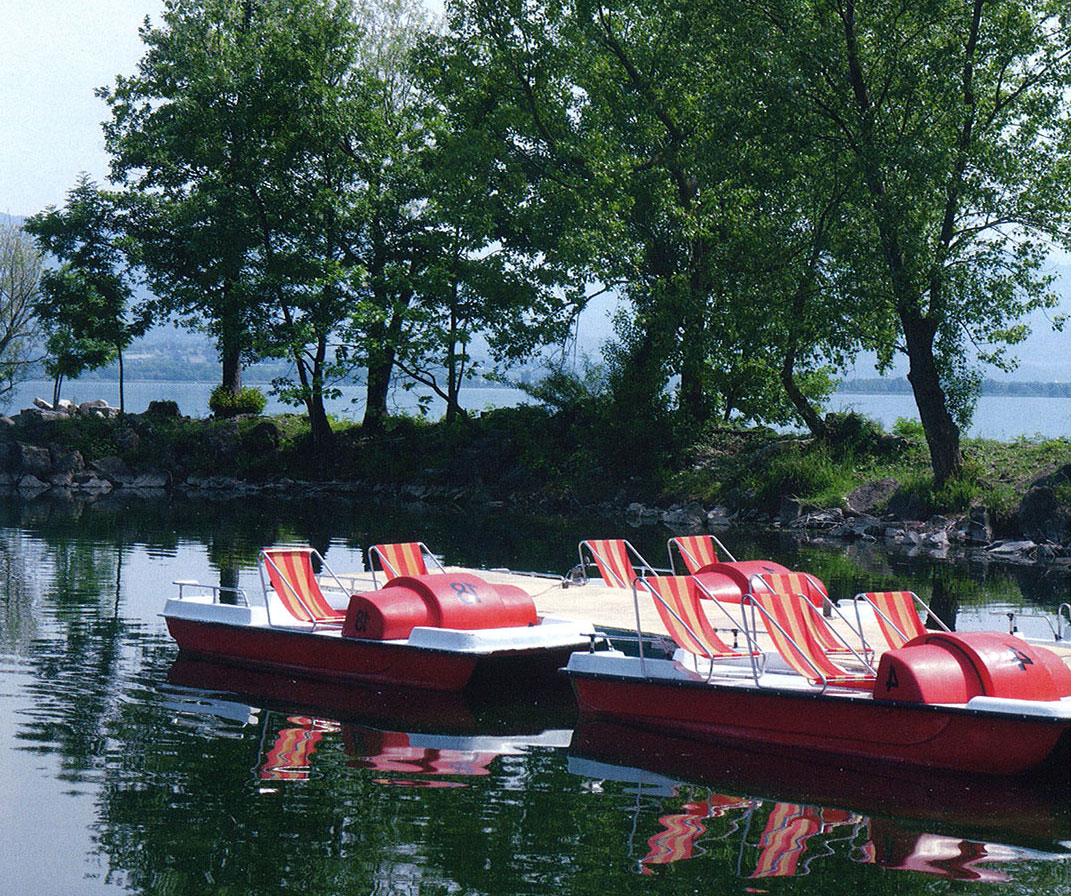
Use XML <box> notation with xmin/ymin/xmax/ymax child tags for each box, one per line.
<box><xmin>4</xmin><ymin>399</ymin><xmax>1071</xmax><ymax>571</ymax></box>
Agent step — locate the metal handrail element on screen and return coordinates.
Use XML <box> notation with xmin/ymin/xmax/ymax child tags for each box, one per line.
<box><xmin>173</xmin><ymin>580</ymin><xmax>248</xmax><ymax>606</ymax></box>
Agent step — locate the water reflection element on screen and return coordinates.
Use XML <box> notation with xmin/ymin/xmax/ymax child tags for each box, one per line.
<box><xmin>3</xmin><ymin>492</ymin><xmax>1071</xmax><ymax>895</ymax></box>
<box><xmin>568</xmin><ymin>719</ymin><xmax>1071</xmax><ymax>884</ymax></box>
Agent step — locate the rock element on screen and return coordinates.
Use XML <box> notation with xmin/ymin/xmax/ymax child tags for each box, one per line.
<box><xmin>705</xmin><ymin>505</ymin><xmax>733</xmax><ymax>527</ymax></box>
<box><xmin>49</xmin><ymin>445</ymin><xmax>85</xmax><ymax>475</ymax></box>
<box><xmin>77</xmin><ymin>400</ymin><xmax>119</xmax><ymax>419</ymax></box>
<box><xmin>779</xmin><ymin>497</ymin><xmax>808</xmax><ymax>523</ymax></box>
<box><xmin>0</xmin><ymin>416</ymin><xmax>13</xmax><ymax>428</ymax></box>
<box><xmin>115</xmin><ymin>427</ymin><xmax>140</xmax><ymax>452</ymax></box>
<box><xmin>243</xmin><ymin>420</ymin><xmax>280</xmax><ymax>454</ymax></box>
<box><xmin>661</xmin><ymin>502</ymin><xmax>706</xmax><ymax>532</ymax></box>
<box><xmin>128</xmin><ymin>472</ymin><xmax>168</xmax><ymax>489</ymax></box>
<box><xmin>985</xmin><ymin>540</ymin><xmax>1038</xmax><ymax>557</ymax></box>
<box><xmin>32</xmin><ymin>397</ymin><xmax>53</xmax><ymax>410</ymax></box>
<box><xmin>72</xmin><ymin>472</ymin><xmax>113</xmax><ymax>494</ymax></box>
<box><xmin>839</xmin><ymin>514</ymin><xmax>884</xmax><ymax>538</ymax></box>
<box><xmin>91</xmin><ymin>456</ymin><xmax>134</xmax><ymax>483</ymax></box>
<box><xmin>1016</xmin><ymin>486</ymin><xmax>1070</xmax><ymax>543</ymax></box>
<box><xmin>14</xmin><ymin>442</ymin><xmax>52</xmax><ymax>476</ymax></box>
<box><xmin>886</xmin><ymin>489</ymin><xmax>930</xmax><ymax>521</ymax></box>
<box><xmin>846</xmin><ymin>478</ymin><xmax>900</xmax><ymax>515</ymax></box>
<box><xmin>624</xmin><ymin>502</ymin><xmax>661</xmax><ymax>526</ymax></box>
<box><xmin>17</xmin><ymin>474</ymin><xmax>49</xmax><ymax>492</ymax></box>
<box><xmin>145</xmin><ymin>400</ymin><xmax>181</xmax><ymax>417</ymax></box>
<box><xmin>958</xmin><ymin>505</ymin><xmax>991</xmax><ymax>544</ymax></box>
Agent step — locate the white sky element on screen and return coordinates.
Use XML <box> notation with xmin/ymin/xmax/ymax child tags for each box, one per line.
<box><xmin>0</xmin><ymin>0</ymin><xmax>444</xmax><ymax>217</ymax></box>
<box><xmin>1</xmin><ymin>1</ymin><xmax>165</xmax><ymax>216</ymax></box>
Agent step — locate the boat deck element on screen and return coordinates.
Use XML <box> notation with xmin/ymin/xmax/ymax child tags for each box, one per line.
<box><xmin>328</xmin><ymin>565</ymin><xmax>1071</xmax><ymax>665</ymax></box>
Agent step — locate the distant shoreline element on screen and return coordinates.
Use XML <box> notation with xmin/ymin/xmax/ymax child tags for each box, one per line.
<box><xmin>837</xmin><ymin>378</ymin><xmax>1071</xmax><ymax>397</ymax></box>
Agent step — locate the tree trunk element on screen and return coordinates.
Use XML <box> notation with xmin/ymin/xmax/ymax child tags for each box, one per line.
<box><xmin>117</xmin><ymin>347</ymin><xmax>125</xmax><ymax>414</ymax></box>
<box><xmin>52</xmin><ymin>373</ymin><xmax>63</xmax><ymax>408</ymax></box>
<box><xmin>780</xmin><ymin>344</ymin><xmax>829</xmax><ymax>440</ymax></box>
<box><xmin>305</xmin><ymin>389</ymin><xmax>334</xmax><ymax>451</ymax></box>
<box><xmin>363</xmin><ymin>347</ymin><xmax>393</xmax><ymax>433</ymax></box>
<box><xmin>902</xmin><ymin>309</ymin><xmax>961</xmax><ymax>486</ymax></box>
<box><xmin>221</xmin><ymin>345</ymin><xmax>242</xmax><ymax>395</ymax></box>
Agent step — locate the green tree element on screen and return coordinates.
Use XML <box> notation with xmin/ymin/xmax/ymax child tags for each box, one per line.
<box><xmin>743</xmin><ymin>0</ymin><xmax>1071</xmax><ymax>483</ymax></box>
<box><xmin>102</xmin><ymin>0</ymin><xmax>280</xmax><ymax>403</ymax></box>
<box><xmin>0</xmin><ymin>221</ymin><xmax>43</xmax><ymax>404</ymax></box>
<box><xmin>25</xmin><ymin>177</ymin><xmax>149</xmax><ymax>412</ymax></box>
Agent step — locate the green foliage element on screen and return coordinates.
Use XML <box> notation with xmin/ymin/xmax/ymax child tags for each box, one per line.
<box><xmin>0</xmin><ymin>222</ymin><xmax>42</xmax><ymax>401</ymax></box>
<box><xmin>892</xmin><ymin>417</ymin><xmax>926</xmax><ymax>440</ymax></box>
<box><xmin>744</xmin><ymin>443</ymin><xmax>855</xmax><ymax>512</ymax></box>
<box><xmin>25</xmin><ymin>176</ymin><xmax>148</xmax><ymax>409</ymax></box>
<box><xmin>209</xmin><ymin>386</ymin><xmax>267</xmax><ymax>418</ymax></box>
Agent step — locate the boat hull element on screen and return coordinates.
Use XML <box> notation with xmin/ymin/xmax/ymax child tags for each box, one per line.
<box><xmin>166</xmin><ymin>615</ymin><xmax>581</xmax><ymax>692</ymax></box>
<box><xmin>567</xmin><ymin>658</ymin><xmax>1071</xmax><ymax>776</ymax></box>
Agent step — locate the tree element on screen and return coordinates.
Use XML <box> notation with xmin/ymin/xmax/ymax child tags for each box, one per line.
<box><xmin>743</xmin><ymin>0</ymin><xmax>1071</xmax><ymax>483</ymax></box>
<box><xmin>25</xmin><ymin>176</ymin><xmax>149</xmax><ymax>412</ymax></box>
<box><xmin>102</xmin><ymin>0</ymin><xmax>281</xmax><ymax>402</ymax></box>
<box><xmin>439</xmin><ymin>0</ymin><xmax>852</xmax><ymax>429</ymax></box>
<box><xmin>0</xmin><ymin>221</ymin><xmax>43</xmax><ymax>403</ymax></box>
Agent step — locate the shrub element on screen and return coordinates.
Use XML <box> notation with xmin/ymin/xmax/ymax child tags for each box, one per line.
<box><xmin>209</xmin><ymin>386</ymin><xmax>266</xmax><ymax>418</ymax></box>
<box><xmin>891</xmin><ymin>417</ymin><xmax>926</xmax><ymax>440</ymax></box>
<box><xmin>145</xmin><ymin>399</ymin><xmax>180</xmax><ymax>417</ymax></box>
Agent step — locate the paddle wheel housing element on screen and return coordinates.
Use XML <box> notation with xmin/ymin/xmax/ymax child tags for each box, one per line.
<box><xmin>876</xmin><ymin>631</ymin><xmax>1071</xmax><ymax>704</ymax></box>
<box><xmin>344</xmin><ymin>573</ymin><xmax>538</xmax><ymax>640</ymax></box>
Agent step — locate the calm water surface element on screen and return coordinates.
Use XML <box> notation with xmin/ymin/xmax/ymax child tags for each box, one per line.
<box><xmin>1</xmin><ymin>495</ymin><xmax>1069</xmax><ymax>895</ymax></box>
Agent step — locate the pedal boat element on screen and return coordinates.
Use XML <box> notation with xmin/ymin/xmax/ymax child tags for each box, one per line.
<box><xmin>564</xmin><ymin>575</ymin><xmax>1071</xmax><ymax>777</ymax></box>
<box><xmin>163</xmin><ymin>547</ymin><xmax>591</xmax><ymax>692</ymax></box>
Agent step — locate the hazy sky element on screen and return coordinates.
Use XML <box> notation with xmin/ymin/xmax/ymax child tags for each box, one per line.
<box><xmin>1</xmin><ymin>1</ymin><xmax>165</xmax><ymax>216</ymax></box>
<box><xmin>1</xmin><ymin>0</ymin><xmax>445</xmax><ymax>217</ymax></box>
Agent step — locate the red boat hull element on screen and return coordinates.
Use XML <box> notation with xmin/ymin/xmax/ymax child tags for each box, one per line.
<box><xmin>166</xmin><ymin>617</ymin><xmax>480</xmax><ymax>691</ymax></box>
<box><xmin>569</xmin><ymin>672</ymin><xmax>1069</xmax><ymax>776</ymax></box>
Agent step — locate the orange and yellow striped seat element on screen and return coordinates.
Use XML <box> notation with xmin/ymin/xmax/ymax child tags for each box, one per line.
<box><xmin>262</xmin><ymin>548</ymin><xmax>346</xmax><ymax>624</ymax></box>
<box><xmin>748</xmin><ymin>588</ymin><xmax>875</xmax><ymax>689</ymax></box>
<box><xmin>668</xmin><ymin>534</ymin><xmax>721</xmax><ymax>573</ymax></box>
<box><xmin>752</xmin><ymin>572</ymin><xmax>854</xmax><ymax>656</ymax></box>
<box><xmin>369</xmin><ymin>542</ymin><xmax>430</xmax><ymax>580</ymax></box>
<box><xmin>857</xmin><ymin>591</ymin><xmax>942</xmax><ymax>649</ymax></box>
<box><xmin>581</xmin><ymin>539</ymin><xmax>649</xmax><ymax>589</ymax></box>
<box><xmin>641</xmin><ymin>576</ymin><xmax>750</xmax><ymax>661</ymax></box>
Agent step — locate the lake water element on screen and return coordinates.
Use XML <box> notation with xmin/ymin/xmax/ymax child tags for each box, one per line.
<box><xmin>6</xmin><ymin>379</ymin><xmax>1071</xmax><ymax>440</ymax></box>
<box><xmin>3</xmin><ymin>380</ymin><xmax>533</xmax><ymax>422</ymax></box>
<box><xmin>0</xmin><ymin>494</ymin><xmax>1068</xmax><ymax>895</ymax></box>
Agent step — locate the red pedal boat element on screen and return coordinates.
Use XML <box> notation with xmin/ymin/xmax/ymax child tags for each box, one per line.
<box><xmin>564</xmin><ymin>572</ymin><xmax>1071</xmax><ymax>776</ymax></box>
<box><xmin>164</xmin><ymin>544</ymin><xmax>590</xmax><ymax>692</ymax></box>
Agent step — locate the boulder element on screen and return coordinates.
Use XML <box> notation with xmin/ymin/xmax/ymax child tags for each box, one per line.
<box><xmin>846</xmin><ymin>477</ymin><xmax>899</xmax><ymax>515</ymax></box>
<box><xmin>886</xmin><ymin>489</ymin><xmax>930</xmax><ymax>522</ymax></box>
<box><xmin>49</xmin><ymin>445</ymin><xmax>85</xmax><ymax>476</ymax></box>
<box><xmin>14</xmin><ymin>442</ymin><xmax>52</xmax><ymax>476</ymax></box>
<box><xmin>16</xmin><ymin>474</ymin><xmax>49</xmax><ymax>492</ymax></box>
<box><xmin>91</xmin><ymin>456</ymin><xmax>134</xmax><ymax>483</ymax></box>
<box><xmin>77</xmin><ymin>400</ymin><xmax>119</xmax><ymax>419</ymax></box>
<box><xmin>958</xmin><ymin>505</ymin><xmax>992</xmax><ymax>544</ymax></box>
<box><xmin>145</xmin><ymin>400</ymin><xmax>181</xmax><ymax>417</ymax></box>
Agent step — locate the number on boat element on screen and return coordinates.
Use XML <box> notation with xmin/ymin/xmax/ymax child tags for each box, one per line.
<box><xmin>450</xmin><ymin>581</ymin><xmax>481</xmax><ymax>604</ymax></box>
<box><xmin>885</xmin><ymin>666</ymin><xmax>899</xmax><ymax>692</ymax></box>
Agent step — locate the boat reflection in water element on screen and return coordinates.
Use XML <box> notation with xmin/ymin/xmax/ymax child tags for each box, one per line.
<box><xmin>568</xmin><ymin>719</ymin><xmax>1071</xmax><ymax>882</ymax></box>
<box><xmin>163</xmin><ymin>656</ymin><xmax>575</xmax><ymax>789</ymax></box>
